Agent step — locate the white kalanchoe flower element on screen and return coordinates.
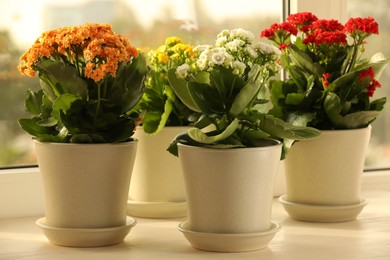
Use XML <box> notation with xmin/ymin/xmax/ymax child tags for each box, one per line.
<box><xmin>196</xmin><ymin>49</ymin><xmax>210</xmax><ymax>71</ymax></box>
<box><xmin>216</xmin><ymin>36</ymin><xmax>228</xmax><ymax>47</ymax></box>
<box><xmin>210</xmin><ymin>48</ymin><xmax>227</xmax><ymax>65</ymax></box>
<box><xmin>232</xmin><ymin>61</ymin><xmax>246</xmax><ymax>76</ymax></box>
<box><xmin>225</xmin><ymin>39</ymin><xmax>245</xmax><ymax>53</ymax></box>
<box><xmin>217</xmin><ymin>29</ymin><xmax>230</xmax><ymax>40</ymax></box>
<box><xmin>257</xmin><ymin>42</ymin><xmax>280</xmax><ymax>56</ymax></box>
<box><xmin>175</xmin><ymin>63</ymin><xmax>191</xmax><ymax>79</ymax></box>
<box><xmin>194</xmin><ymin>44</ymin><xmax>212</xmax><ymax>54</ymax></box>
<box><xmin>197</xmin><ymin>47</ymin><xmax>233</xmax><ymax>71</ymax></box>
<box><xmin>245</xmin><ymin>45</ymin><xmax>258</xmax><ymax>59</ymax></box>
<box><xmin>230</xmin><ymin>28</ymin><xmax>255</xmax><ymax>43</ymax></box>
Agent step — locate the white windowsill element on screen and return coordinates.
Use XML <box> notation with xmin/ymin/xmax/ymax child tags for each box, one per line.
<box><xmin>1</xmin><ymin>166</ymin><xmax>389</xmax><ymax>219</ymax></box>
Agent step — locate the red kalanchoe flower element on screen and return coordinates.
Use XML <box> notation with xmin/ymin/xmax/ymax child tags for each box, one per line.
<box><xmin>287</xmin><ymin>12</ymin><xmax>318</xmax><ymax>33</ymax></box>
<box><xmin>366</xmin><ymin>79</ymin><xmax>381</xmax><ymax>97</ymax></box>
<box><xmin>279</xmin><ymin>43</ymin><xmax>290</xmax><ymax>50</ymax></box>
<box><xmin>260</xmin><ymin>25</ymin><xmax>276</xmax><ymax>38</ymax></box>
<box><xmin>344</xmin><ymin>17</ymin><xmax>379</xmax><ymax>35</ymax></box>
<box><xmin>278</xmin><ymin>21</ymin><xmax>299</xmax><ymax>35</ymax></box>
<box><xmin>260</xmin><ymin>22</ymin><xmax>298</xmax><ymax>39</ymax></box>
<box><xmin>322</xmin><ymin>73</ymin><xmax>331</xmax><ymax>88</ymax></box>
<box><xmin>359</xmin><ymin>67</ymin><xmax>379</xmax><ymax>97</ymax></box>
<box><xmin>359</xmin><ymin>67</ymin><xmax>375</xmax><ymax>82</ymax></box>
<box><xmin>303</xmin><ymin>30</ymin><xmax>347</xmax><ymax>45</ymax></box>
<box><xmin>309</xmin><ymin>19</ymin><xmax>344</xmax><ymax>32</ymax></box>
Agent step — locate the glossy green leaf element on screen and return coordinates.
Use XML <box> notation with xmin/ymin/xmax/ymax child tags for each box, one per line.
<box><xmin>167</xmin><ymin>68</ymin><xmax>201</xmax><ymax>112</ymax></box>
<box><xmin>324</xmin><ymin>92</ymin><xmax>382</xmax><ymax>128</ymax></box>
<box><xmin>35</xmin><ymin>59</ymin><xmax>88</xmax><ymax>99</ymax></box>
<box><xmin>260</xmin><ymin>114</ymin><xmax>321</xmax><ymax>140</ymax></box>
<box><xmin>230</xmin><ymin>66</ymin><xmax>261</xmax><ymax>116</ymax></box>
<box><xmin>188</xmin><ymin>118</ymin><xmax>239</xmax><ymax>144</ymax></box>
<box><xmin>24</xmin><ymin>89</ymin><xmax>43</xmax><ymax>115</ymax></box>
<box><xmin>18</xmin><ymin>118</ymin><xmax>62</xmax><ymax>142</ymax></box>
<box><xmin>52</xmin><ymin>94</ymin><xmax>82</xmax><ymax>121</ymax></box>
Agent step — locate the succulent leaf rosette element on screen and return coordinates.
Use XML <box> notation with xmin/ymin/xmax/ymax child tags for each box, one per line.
<box><xmin>17</xmin><ymin>23</ymin><xmax>148</xmax><ymax>143</ymax></box>
<box><xmin>167</xmin><ymin>28</ymin><xmax>320</xmax><ymax>157</ymax></box>
<box><xmin>134</xmin><ymin>37</ymin><xmax>197</xmax><ymax>134</ymax></box>
<box><xmin>261</xmin><ymin>12</ymin><xmax>390</xmax><ymax>130</ymax></box>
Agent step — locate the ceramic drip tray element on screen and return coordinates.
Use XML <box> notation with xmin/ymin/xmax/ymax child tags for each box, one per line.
<box><xmin>279</xmin><ymin>195</ymin><xmax>367</xmax><ymax>223</ymax></box>
<box><xmin>36</xmin><ymin>216</ymin><xmax>136</xmax><ymax>247</ymax></box>
<box><xmin>177</xmin><ymin>221</ymin><xmax>281</xmax><ymax>252</ymax></box>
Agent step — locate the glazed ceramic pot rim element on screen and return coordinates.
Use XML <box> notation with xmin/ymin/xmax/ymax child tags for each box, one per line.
<box><xmin>33</xmin><ymin>139</ymin><xmax>138</xmax><ymax>147</ymax></box>
<box><xmin>177</xmin><ymin>139</ymin><xmax>282</xmax><ymax>153</ymax></box>
<box><xmin>318</xmin><ymin>125</ymin><xmax>371</xmax><ymax>134</ymax></box>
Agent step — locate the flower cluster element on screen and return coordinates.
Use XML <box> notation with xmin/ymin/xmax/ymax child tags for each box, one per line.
<box><xmin>148</xmin><ymin>37</ymin><xmax>195</xmax><ymax>72</ymax></box>
<box><xmin>135</xmin><ymin>37</ymin><xmax>197</xmax><ymax>134</ymax></box>
<box><xmin>18</xmin><ymin>23</ymin><xmax>138</xmax><ymax>82</ymax></box>
<box><xmin>17</xmin><ymin>23</ymin><xmax>147</xmax><ymax>143</ymax></box>
<box><xmin>177</xmin><ymin>28</ymin><xmax>280</xmax><ymax>79</ymax></box>
<box><xmin>261</xmin><ymin>12</ymin><xmax>389</xmax><ymax>130</ymax></box>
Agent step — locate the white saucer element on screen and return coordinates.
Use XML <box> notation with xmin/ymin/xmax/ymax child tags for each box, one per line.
<box><xmin>127</xmin><ymin>200</ymin><xmax>187</xmax><ymax>218</ymax></box>
<box><xmin>36</xmin><ymin>216</ymin><xmax>136</xmax><ymax>247</ymax></box>
<box><xmin>279</xmin><ymin>195</ymin><xmax>367</xmax><ymax>222</ymax></box>
<box><xmin>177</xmin><ymin>221</ymin><xmax>280</xmax><ymax>252</ymax></box>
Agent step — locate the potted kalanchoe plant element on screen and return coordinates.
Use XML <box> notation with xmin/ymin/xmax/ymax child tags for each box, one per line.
<box><xmin>167</xmin><ymin>28</ymin><xmax>320</xmax><ymax>252</ymax></box>
<box><xmin>127</xmin><ymin>37</ymin><xmax>197</xmax><ymax>218</ymax></box>
<box><xmin>135</xmin><ymin>36</ymin><xmax>197</xmax><ymax>134</ymax></box>
<box><xmin>17</xmin><ymin>23</ymin><xmax>147</xmax><ymax>246</ymax></box>
<box><xmin>261</xmin><ymin>12</ymin><xmax>390</xmax><ymax>222</ymax></box>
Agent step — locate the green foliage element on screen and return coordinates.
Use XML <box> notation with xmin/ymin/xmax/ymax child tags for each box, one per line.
<box><xmin>167</xmin><ymin>65</ymin><xmax>320</xmax><ymax>158</ymax></box>
<box><xmin>263</xmin><ymin>13</ymin><xmax>390</xmax><ymax>130</ymax></box>
<box><xmin>133</xmin><ymin>37</ymin><xmax>197</xmax><ymax>135</ymax></box>
<box><xmin>269</xmin><ymin>50</ymin><xmax>389</xmax><ymax>129</ymax></box>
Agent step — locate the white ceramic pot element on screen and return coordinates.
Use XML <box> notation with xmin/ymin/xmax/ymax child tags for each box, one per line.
<box><xmin>177</xmin><ymin>140</ymin><xmax>282</xmax><ymax>252</ymax></box>
<box><xmin>128</xmin><ymin>127</ymin><xmax>188</xmax><ymax>218</ymax></box>
<box><xmin>281</xmin><ymin>126</ymin><xmax>371</xmax><ymax>222</ymax></box>
<box><xmin>273</xmin><ymin>159</ymin><xmax>286</xmax><ymax>197</ymax></box>
<box><xmin>34</xmin><ymin>140</ymin><xmax>138</xmax><ymax>246</ymax></box>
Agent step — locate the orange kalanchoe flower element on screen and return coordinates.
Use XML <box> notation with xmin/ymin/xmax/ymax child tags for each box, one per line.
<box><xmin>18</xmin><ymin>23</ymin><xmax>138</xmax><ymax>82</ymax></box>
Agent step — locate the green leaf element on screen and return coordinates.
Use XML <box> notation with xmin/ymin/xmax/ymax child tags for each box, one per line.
<box><xmin>243</xmin><ymin>129</ymin><xmax>270</xmax><ymax>140</ymax></box>
<box><xmin>370</xmin><ymin>97</ymin><xmax>387</xmax><ymax>111</ymax></box>
<box><xmin>230</xmin><ymin>66</ymin><xmax>262</xmax><ymax>116</ymax></box>
<box><xmin>327</xmin><ymin>70</ymin><xmax>359</xmax><ymax>92</ymax></box>
<box><xmin>24</xmin><ymin>89</ymin><xmax>43</xmax><ymax>115</ymax></box>
<box><xmin>167</xmin><ymin>132</ymin><xmax>197</xmax><ymax>157</ymax></box>
<box><xmin>285</xmin><ymin>93</ymin><xmax>305</xmax><ymax>105</ymax></box>
<box><xmin>188</xmin><ymin>118</ymin><xmax>239</xmax><ymax>144</ymax></box>
<box><xmin>167</xmin><ymin>68</ymin><xmax>201</xmax><ymax>112</ymax></box>
<box><xmin>324</xmin><ymin>92</ymin><xmax>383</xmax><ymax>128</ymax></box>
<box><xmin>114</xmin><ymin>54</ymin><xmax>148</xmax><ymax>112</ymax></box>
<box><xmin>339</xmin><ymin>111</ymin><xmax>381</xmax><ymax>128</ymax></box>
<box><xmin>289</xmin><ymin>45</ymin><xmax>324</xmax><ymax>76</ymax></box>
<box><xmin>18</xmin><ymin>118</ymin><xmax>62</xmax><ymax>142</ymax></box>
<box><xmin>268</xmin><ymin>80</ymin><xmax>285</xmax><ymax>117</ymax></box>
<box><xmin>142</xmin><ymin>111</ymin><xmax>161</xmax><ymax>134</ymax></box>
<box><xmin>35</xmin><ymin>59</ymin><xmax>88</xmax><ymax>100</ymax></box>
<box><xmin>286</xmin><ymin>112</ymin><xmax>316</xmax><ymax>127</ymax></box>
<box><xmin>367</xmin><ymin>53</ymin><xmax>390</xmax><ymax>79</ymax></box>
<box><xmin>52</xmin><ymin>94</ymin><xmax>82</xmax><ymax>121</ymax></box>
<box><xmin>187</xmin><ymin>81</ymin><xmax>224</xmax><ymax>114</ymax></box>
<box><xmin>142</xmin><ymin>99</ymin><xmax>173</xmax><ymax>134</ymax></box>
<box><xmin>154</xmin><ymin>99</ymin><xmax>173</xmax><ymax>134</ymax></box>
<box><xmin>209</xmin><ymin>67</ymin><xmax>238</xmax><ymax>101</ymax></box>
<box><xmin>260</xmin><ymin>114</ymin><xmax>321</xmax><ymax>140</ymax></box>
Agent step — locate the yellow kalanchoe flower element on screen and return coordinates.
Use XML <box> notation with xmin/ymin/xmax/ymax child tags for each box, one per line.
<box><xmin>135</xmin><ymin>36</ymin><xmax>197</xmax><ymax>135</ymax></box>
